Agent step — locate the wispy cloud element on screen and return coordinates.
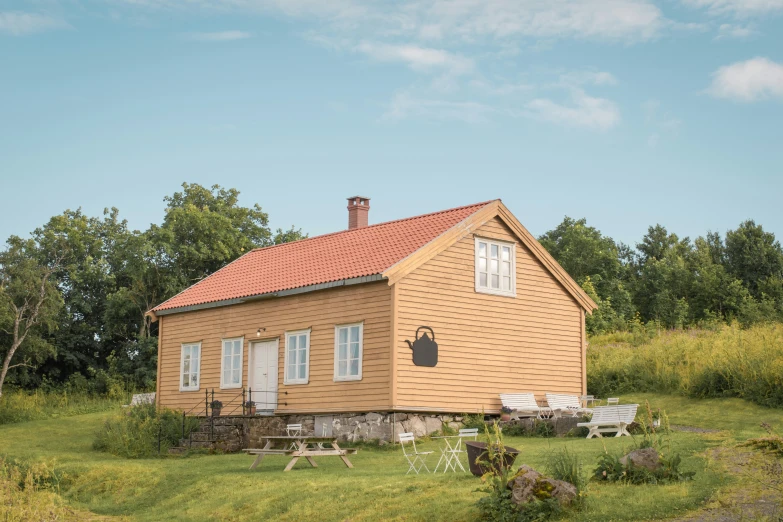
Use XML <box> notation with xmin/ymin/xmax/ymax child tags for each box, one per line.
<box><xmin>706</xmin><ymin>57</ymin><xmax>783</xmax><ymax>101</ymax></box>
<box><xmin>715</xmin><ymin>23</ymin><xmax>756</xmax><ymax>38</ymax></box>
<box><xmin>642</xmin><ymin>99</ymin><xmax>682</xmax><ymax>147</ymax></box>
<box><xmin>682</xmin><ymin>0</ymin><xmax>783</xmax><ymax>17</ymax></box>
<box><xmin>0</xmin><ymin>11</ymin><xmax>68</xmax><ymax>36</ymax></box>
<box><xmin>559</xmin><ymin>70</ymin><xmax>618</xmax><ymax>87</ymax></box>
<box><xmin>355</xmin><ymin>42</ymin><xmax>473</xmax><ymax>76</ymax></box>
<box><xmin>524</xmin><ymin>90</ymin><xmax>621</xmax><ymax>130</ymax></box>
<box><xmin>383</xmin><ymin>92</ymin><xmax>493</xmax><ymax>123</ymax></box>
<box><xmin>184</xmin><ymin>31</ymin><xmax>253</xmax><ymax>42</ymax></box>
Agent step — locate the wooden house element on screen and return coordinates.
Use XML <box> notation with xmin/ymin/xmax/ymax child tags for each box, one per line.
<box><xmin>148</xmin><ymin>197</ymin><xmax>596</xmax><ymax>417</ymax></box>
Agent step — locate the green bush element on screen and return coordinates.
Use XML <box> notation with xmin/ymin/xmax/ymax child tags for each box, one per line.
<box><xmin>461</xmin><ymin>413</ymin><xmax>488</xmax><ymax>431</ymax></box>
<box><xmin>93</xmin><ymin>403</ymin><xmax>199</xmax><ymax>458</ymax></box>
<box><xmin>588</xmin><ymin>323</ymin><xmax>783</xmax><ymax>408</ymax></box>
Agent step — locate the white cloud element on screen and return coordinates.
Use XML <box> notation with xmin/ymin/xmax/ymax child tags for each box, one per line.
<box><xmin>682</xmin><ymin>0</ymin><xmax>783</xmax><ymax>17</ymax></box>
<box><xmin>706</xmin><ymin>57</ymin><xmax>783</xmax><ymax>101</ymax></box>
<box><xmin>383</xmin><ymin>92</ymin><xmax>493</xmax><ymax>122</ymax></box>
<box><xmin>525</xmin><ymin>90</ymin><xmax>621</xmax><ymax>130</ymax></box>
<box><xmin>715</xmin><ymin>23</ymin><xmax>756</xmax><ymax>38</ymax></box>
<box><xmin>355</xmin><ymin>41</ymin><xmax>473</xmax><ymax>75</ymax></box>
<box><xmin>185</xmin><ymin>31</ymin><xmax>252</xmax><ymax>41</ymax></box>
<box><xmin>0</xmin><ymin>11</ymin><xmax>68</xmax><ymax>35</ymax></box>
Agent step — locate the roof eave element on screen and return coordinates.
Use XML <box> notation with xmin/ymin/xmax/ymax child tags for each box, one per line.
<box><xmin>148</xmin><ymin>273</ymin><xmax>386</xmax><ymax>318</ymax></box>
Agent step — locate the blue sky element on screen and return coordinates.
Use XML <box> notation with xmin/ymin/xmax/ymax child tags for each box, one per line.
<box><xmin>1</xmin><ymin>0</ymin><xmax>782</xmax><ymax>247</ymax></box>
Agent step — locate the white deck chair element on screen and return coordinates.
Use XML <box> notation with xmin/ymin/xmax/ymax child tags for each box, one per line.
<box><xmin>399</xmin><ymin>432</ymin><xmax>433</xmax><ymax>474</ymax></box>
<box><xmin>499</xmin><ymin>393</ymin><xmax>546</xmax><ymax>419</ymax></box>
<box><xmin>545</xmin><ymin>393</ymin><xmax>594</xmax><ymax>418</ymax></box>
<box><xmin>606</xmin><ymin>398</ymin><xmax>620</xmax><ymax>405</ymax></box>
<box><xmin>286</xmin><ymin>423</ymin><xmax>303</xmax><ymax>450</ymax></box>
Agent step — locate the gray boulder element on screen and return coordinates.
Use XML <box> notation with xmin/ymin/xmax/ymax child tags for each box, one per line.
<box><xmin>509</xmin><ymin>465</ymin><xmax>578</xmax><ymax>506</ymax></box>
<box><xmin>619</xmin><ymin>447</ymin><xmax>661</xmax><ymax>472</ymax></box>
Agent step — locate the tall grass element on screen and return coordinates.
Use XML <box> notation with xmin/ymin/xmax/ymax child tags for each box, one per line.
<box><xmin>93</xmin><ymin>403</ymin><xmax>200</xmax><ymax>458</ymax></box>
<box><xmin>588</xmin><ymin>323</ymin><xmax>783</xmax><ymax>408</ymax></box>
<box><xmin>0</xmin><ymin>389</ymin><xmax>130</xmax><ymax>425</ymax></box>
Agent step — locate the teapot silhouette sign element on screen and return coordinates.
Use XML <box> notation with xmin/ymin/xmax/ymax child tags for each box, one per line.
<box><xmin>405</xmin><ymin>326</ymin><xmax>438</xmax><ymax>367</ymax></box>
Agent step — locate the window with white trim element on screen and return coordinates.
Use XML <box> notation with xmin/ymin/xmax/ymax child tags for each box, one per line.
<box><xmin>180</xmin><ymin>343</ymin><xmax>201</xmax><ymax>391</ymax></box>
<box><xmin>284</xmin><ymin>329</ymin><xmax>310</xmax><ymax>385</ymax></box>
<box><xmin>334</xmin><ymin>323</ymin><xmax>363</xmax><ymax>381</ymax></box>
<box><xmin>221</xmin><ymin>337</ymin><xmax>243</xmax><ymax>389</ymax></box>
<box><xmin>475</xmin><ymin>237</ymin><xmax>516</xmax><ymax>296</ymax></box>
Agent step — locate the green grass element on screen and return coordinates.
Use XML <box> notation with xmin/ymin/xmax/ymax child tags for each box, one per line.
<box><xmin>0</xmin><ymin>404</ymin><xmax>728</xmax><ymax>522</ymax></box>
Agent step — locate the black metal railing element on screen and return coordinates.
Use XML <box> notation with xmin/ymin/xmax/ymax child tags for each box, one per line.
<box><xmin>177</xmin><ymin>387</ymin><xmax>289</xmax><ymax>448</ymax></box>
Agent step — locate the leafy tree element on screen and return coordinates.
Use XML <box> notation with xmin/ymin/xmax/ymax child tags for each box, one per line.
<box><xmin>154</xmin><ymin>183</ymin><xmax>274</xmax><ymax>285</ymax></box>
<box><xmin>724</xmin><ymin>220</ymin><xmax>783</xmax><ymax>298</ymax></box>
<box><xmin>539</xmin><ymin>217</ymin><xmax>634</xmax><ymax>330</ymax></box>
<box><xmin>31</xmin><ymin>210</ymin><xmax>114</xmax><ymax>383</ymax></box>
<box><xmin>0</xmin><ymin>238</ymin><xmax>63</xmax><ymax>397</ymax></box>
<box><xmin>636</xmin><ymin>224</ymin><xmax>690</xmax><ymax>264</ymax></box>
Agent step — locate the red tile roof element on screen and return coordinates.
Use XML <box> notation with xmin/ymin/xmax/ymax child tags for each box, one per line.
<box><xmin>152</xmin><ymin>200</ymin><xmax>495</xmax><ymax>313</ymax></box>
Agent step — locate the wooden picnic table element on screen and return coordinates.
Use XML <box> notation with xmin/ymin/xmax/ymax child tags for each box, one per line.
<box><xmin>243</xmin><ymin>436</ymin><xmax>358</xmax><ymax>472</ymax></box>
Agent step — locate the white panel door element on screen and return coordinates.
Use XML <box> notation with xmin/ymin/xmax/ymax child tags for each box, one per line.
<box><xmin>249</xmin><ymin>340</ymin><xmax>278</xmax><ymax>412</ymax></box>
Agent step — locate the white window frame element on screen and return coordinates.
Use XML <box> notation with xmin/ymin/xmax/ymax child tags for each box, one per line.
<box><xmin>333</xmin><ymin>322</ymin><xmax>364</xmax><ymax>382</ymax></box>
<box><xmin>220</xmin><ymin>337</ymin><xmax>244</xmax><ymax>389</ymax></box>
<box><xmin>475</xmin><ymin>236</ymin><xmax>517</xmax><ymax>297</ymax></box>
<box><xmin>179</xmin><ymin>342</ymin><xmax>202</xmax><ymax>392</ymax></box>
<box><xmin>284</xmin><ymin>329</ymin><xmax>311</xmax><ymax>385</ymax></box>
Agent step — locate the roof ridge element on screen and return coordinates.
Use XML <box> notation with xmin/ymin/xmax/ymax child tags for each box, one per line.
<box><xmin>248</xmin><ymin>199</ymin><xmax>498</xmax><ymax>255</ymax></box>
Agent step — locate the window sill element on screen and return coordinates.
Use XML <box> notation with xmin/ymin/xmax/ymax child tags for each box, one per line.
<box><xmin>476</xmin><ymin>287</ymin><xmax>517</xmax><ymax>298</ymax></box>
<box><xmin>283</xmin><ymin>380</ymin><xmax>309</xmax><ymax>386</ymax></box>
<box><xmin>179</xmin><ymin>387</ymin><xmax>200</xmax><ymax>392</ymax></box>
<box><xmin>220</xmin><ymin>384</ymin><xmax>243</xmax><ymax>390</ymax></box>
<box><xmin>333</xmin><ymin>376</ymin><xmax>362</xmax><ymax>382</ymax></box>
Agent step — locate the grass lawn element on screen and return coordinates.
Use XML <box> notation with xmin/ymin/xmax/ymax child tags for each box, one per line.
<box><xmin>1</xmin><ymin>393</ymin><xmax>781</xmax><ymax>521</ymax></box>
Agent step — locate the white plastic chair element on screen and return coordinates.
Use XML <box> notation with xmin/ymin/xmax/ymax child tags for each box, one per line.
<box><xmin>606</xmin><ymin>398</ymin><xmax>620</xmax><ymax>405</ymax></box>
<box><xmin>399</xmin><ymin>432</ymin><xmax>433</xmax><ymax>474</ymax></box>
<box><xmin>286</xmin><ymin>423</ymin><xmax>303</xmax><ymax>450</ymax></box>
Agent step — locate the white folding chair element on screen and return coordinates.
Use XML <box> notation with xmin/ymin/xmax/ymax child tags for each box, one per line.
<box><xmin>399</xmin><ymin>432</ymin><xmax>433</xmax><ymax>475</ymax></box>
<box><xmin>286</xmin><ymin>423</ymin><xmax>303</xmax><ymax>450</ymax></box>
<box><xmin>606</xmin><ymin>398</ymin><xmax>620</xmax><ymax>405</ymax></box>
<box><xmin>451</xmin><ymin>428</ymin><xmax>478</xmax><ymax>472</ymax></box>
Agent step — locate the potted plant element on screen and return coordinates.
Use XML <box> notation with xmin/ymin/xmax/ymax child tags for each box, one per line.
<box><xmin>244</xmin><ymin>400</ymin><xmax>257</xmax><ymax>416</ymax></box>
<box><xmin>210</xmin><ymin>400</ymin><xmax>223</xmax><ymax>417</ymax></box>
<box><xmin>500</xmin><ymin>406</ymin><xmax>513</xmax><ymax>422</ymax></box>
<box><xmin>466</xmin><ymin>423</ymin><xmax>520</xmax><ymax>477</ymax></box>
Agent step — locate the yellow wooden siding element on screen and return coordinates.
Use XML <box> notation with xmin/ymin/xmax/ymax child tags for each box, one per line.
<box><xmin>395</xmin><ymin>217</ymin><xmax>585</xmax><ymax>413</ymax></box>
<box><xmin>157</xmin><ymin>281</ymin><xmax>392</xmax><ymax>413</ymax></box>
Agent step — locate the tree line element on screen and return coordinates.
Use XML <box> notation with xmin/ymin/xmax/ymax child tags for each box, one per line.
<box><xmin>0</xmin><ymin>183</ymin><xmax>305</xmax><ymax>397</ymax></box>
<box><xmin>2</xmin><ymin>186</ymin><xmax>782</xmax><ymax>396</ymax></box>
<box><xmin>540</xmin><ymin>217</ymin><xmax>783</xmax><ymax>334</ymax></box>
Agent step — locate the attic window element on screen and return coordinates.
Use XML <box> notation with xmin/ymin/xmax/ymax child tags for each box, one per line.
<box><xmin>475</xmin><ymin>237</ymin><xmax>516</xmax><ymax>297</ymax></box>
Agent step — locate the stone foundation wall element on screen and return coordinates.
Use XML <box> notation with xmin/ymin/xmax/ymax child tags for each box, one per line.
<box><xmin>197</xmin><ymin>412</ymin><xmax>585</xmax><ymax>452</ymax></box>
<box><xmin>246</xmin><ymin>412</ymin><xmax>468</xmax><ymax>447</ymax></box>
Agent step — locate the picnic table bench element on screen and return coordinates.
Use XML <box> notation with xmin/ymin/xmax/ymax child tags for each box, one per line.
<box><xmin>243</xmin><ymin>436</ymin><xmax>358</xmax><ymax>472</ymax></box>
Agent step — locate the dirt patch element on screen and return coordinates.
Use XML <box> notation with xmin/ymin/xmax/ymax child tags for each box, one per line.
<box><xmin>673</xmin><ymin>447</ymin><xmax>782</xmax><ymax>522</ymax></box>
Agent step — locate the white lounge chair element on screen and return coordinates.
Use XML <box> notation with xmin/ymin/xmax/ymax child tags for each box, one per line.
<box><xmin>500</xmin><ymin>393</ymin><xmax>549</xmax><ymax>420</ymax></box>
<box><xmin>399</xmin><ymin>432</ymin><xmax>433</xmax><ymax>474</ymax></box>
<box><xmin>577</xmin><ymin>404</ymin><xmax>638</xmax><ymax>438</ymax></box>
<box><xmin>545</xmin><ymin>393</ymin><xmax>594</xmax><ymax>418</ymax></box>
<box><xmin>606</xmin><ymin>397</ymin><xmax>620</xmax><ymax>405</ymax></box>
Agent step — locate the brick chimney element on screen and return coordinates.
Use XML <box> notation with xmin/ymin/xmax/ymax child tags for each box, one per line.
<box><xmin>347</xmin><ymin>196</ymin><xmax>370</xmax><ymax>230</ymax></box>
